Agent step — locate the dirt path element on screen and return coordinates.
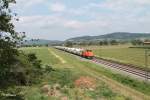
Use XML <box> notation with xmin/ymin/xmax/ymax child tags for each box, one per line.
<box><xmin>48</xmin><ymin>49</ymin><xmax>66</xmax><ymax>64</ymax></box>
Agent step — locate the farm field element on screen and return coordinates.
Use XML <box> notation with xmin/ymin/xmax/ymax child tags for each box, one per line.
<box><xmin>20</xmin><ymin>47</ymin><xmax>150</xmax><ymax>100</ymax></box>
<box><xmin>81</xmin><ymin>45</ymin><xmax>150</xmax><ymax>70</ymax></box>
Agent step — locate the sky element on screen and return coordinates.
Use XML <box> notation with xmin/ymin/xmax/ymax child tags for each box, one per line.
<box><xmin>11</xmin><ymin>0</ymin><xmax>150</xmax><ymax>40</ymax></box>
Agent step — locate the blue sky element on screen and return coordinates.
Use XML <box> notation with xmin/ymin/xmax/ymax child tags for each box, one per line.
<box><xmin>12</xmin><ymin>0</ymin><xmax>150</xmax><ymax>40</ymax></box>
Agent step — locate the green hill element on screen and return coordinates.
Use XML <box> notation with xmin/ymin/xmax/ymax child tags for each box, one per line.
<box><xmin>67</xmin><ymin>32</ymin><xmax>150</xmax><ymax>42</ymax></box>
<box><xmin>23</xmin><ymin>39</ymin><xmax>63</xmax><ymax>46</ymax></box>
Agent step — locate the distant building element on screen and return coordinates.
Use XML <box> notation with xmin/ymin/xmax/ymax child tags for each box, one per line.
<box><xmin>143</xmin><ymin>42</ymin><xmax>150</xmax><ymax>45</ymax></box>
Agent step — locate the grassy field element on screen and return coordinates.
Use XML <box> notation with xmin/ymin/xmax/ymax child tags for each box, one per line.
<box><xmin>81</xmin><ymin>45</ymin><xmax>150</xmax><ymax>69</ymax></box>
<box><xmin>20</xmin><ymin>47</ymin><xmax>59</xmax><ymax>65</ymax></box>
<box><xmin>20</xmin><ymin>47</ymin><xmax>150</xmax><ymax>100</ymax></box>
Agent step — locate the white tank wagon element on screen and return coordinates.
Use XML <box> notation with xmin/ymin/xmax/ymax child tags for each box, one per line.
<box><xmin>54</xmin><ymin>46</ymin><xmax>94</xmax><ymax>59</ymax></box>
<box><xmin>54</xmin><ymin>46</ymin><xmax>83</xmax><ymax>54</ymax></box>
<box><xmin>72</xmin><ymin>48</ymin><xmax>84</xmax><ymax>55</ymax></box>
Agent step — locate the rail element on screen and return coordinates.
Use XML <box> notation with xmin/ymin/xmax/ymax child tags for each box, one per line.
<box><xmin>55</xmin><ymin>47</ymin><xmax>150</xmax><ymax>80</ymax></box>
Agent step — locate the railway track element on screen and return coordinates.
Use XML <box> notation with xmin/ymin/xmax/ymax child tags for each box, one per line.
<box><xmin>92</xmin><ymin>56</ymin><xmax>150</xmax><ymax>80</ymax></box>
<box><xmin>55</xmin><ymin>48</ymin><xmax>150</xmax><ymax>80</ymax></box>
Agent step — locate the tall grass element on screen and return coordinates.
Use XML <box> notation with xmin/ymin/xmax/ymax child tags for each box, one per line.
<box><xmin>82</xmin><ymin>61</ymin><xmax>150</xmax><ymax>95</ymax></box>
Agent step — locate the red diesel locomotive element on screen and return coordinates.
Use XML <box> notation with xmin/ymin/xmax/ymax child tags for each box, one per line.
<box><xmin>82</xmin><ymin>50</ymin><xmax>94</xmax><ymax>59</ymax></box>
<box><xmin>55</xmin><ymin>46</ymin><xmax>94</xmax><ymax>59</ymax></box>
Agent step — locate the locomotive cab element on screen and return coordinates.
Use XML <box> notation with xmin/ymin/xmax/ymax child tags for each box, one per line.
<box><xmin>82</xmin><ymin>50</ymin><xmax>94</xmax><ymax>59</ymax></box>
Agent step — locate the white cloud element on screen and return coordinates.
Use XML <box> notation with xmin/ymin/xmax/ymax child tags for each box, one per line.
<box><xmin>99</xmin><ymin>0</ymin><xmax>150</xmax><ymax>12</ymax></box>
<box><xmin>14</xmin><ymin>15</ymin><xmax>108</xmax><ymax>39</ymax></box>
<box><xmin>64</xmin><ymin>20</ymin><xmax>83</xmax><ymax>29</ymax></box>
<box><xmin>15</xmin><ymin>12</ymin><xmax>150</xmax><ymax>40</ymax></box>
<box><xmin>12</xmin><ymin>0</ymin><xmax>150</xmax><ymax>40</ymax></box>
<box><xmin>25</xmin><ymin>0</ymin><xmax>44</xmax><ymax>7</ymax></box>
<box><xmin>50</xmin><ymin>2</ymin><xmax>66</xmax><ymax>12</ymax></box>
<box><xmin>14</xmin><ymin>0</ymin><xmax>45</xmax><ymax>8</ymax></box>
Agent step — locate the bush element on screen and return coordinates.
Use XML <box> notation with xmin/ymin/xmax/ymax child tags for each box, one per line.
<box><xmin>0</xmin><ymin>52</ymin><xmax>48</xmax><ymax>99</ymax></box>
<box><xmin>86</xmin><ymin>83</ymin><xmax>116</xmax><ymax>99</ymax></box>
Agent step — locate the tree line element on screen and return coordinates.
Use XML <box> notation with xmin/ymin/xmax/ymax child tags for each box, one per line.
<box><xmin>64</xmin><ymin>39</ymin><xmax>150</xmax><ymax>47</ymax></box>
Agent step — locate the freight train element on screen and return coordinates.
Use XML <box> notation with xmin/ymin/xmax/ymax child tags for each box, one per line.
<box><xmin>55</xmin><ymin>46</ymin><xmax>94</xmax><ymax>59</ymax></box>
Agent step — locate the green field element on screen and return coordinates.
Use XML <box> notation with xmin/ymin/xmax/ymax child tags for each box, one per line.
<box><xmin>83</xmin><ymin>45</ymin><xmax>150</xmax><ymax>69</ymax></box>
<box><xmin>20</xmin><ymin>47</ymin><xmax>150</xmax><ymax>100</ymax></box>
<box><xmin>20</xmin><ymin>47</ymin><xmax>59</xmax><ymax>65</ymax></box>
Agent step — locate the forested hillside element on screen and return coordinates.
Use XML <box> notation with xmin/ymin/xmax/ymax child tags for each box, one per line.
<box><xmin>67</xmin><ymin>32</ymin><xmax>150</xmax><ymax>42</ymax></box>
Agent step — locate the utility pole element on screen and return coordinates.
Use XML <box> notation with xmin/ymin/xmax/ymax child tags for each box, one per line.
<box><xmin>99</xmin><ymin>45</ymin><xmax>102</xmax><ymax>58</ymax></box>
<box><xmin>145</xmin><ymin>49</ymin><xmax>150</xmax><ymax>81</ymax></box>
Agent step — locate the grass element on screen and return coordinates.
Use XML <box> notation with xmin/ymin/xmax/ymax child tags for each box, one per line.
<box><xmin>51</xmin><ymin>48</ymin><xmax>150</xmax><ymax>97</ymax></box>
<box><xmin>20</xmin><ymin>47</ymin><xmax>132</xmax><ymax>100</ymax></box>
<box><xmin>75</xmin><ymin>45</ymin><xmax>150</xmax><ymax>95</ymax></box>
<box><xmin>81</xmin><ymin>61</ymin><xmax>150</xmax><ymax>95</ymax></box>
<box><xmin>90</xmin><ymin>45</ymin><xmax>150</xmax><ymax>69</ymax></box>
<box><xmin>20</xmin><ymin>47</ymin><xmax>59</xmax><ymax>65</ymax></box>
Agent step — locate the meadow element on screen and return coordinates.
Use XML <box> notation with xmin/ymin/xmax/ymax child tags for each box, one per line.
<box><xmin>81</xmin><ymin>45</ymin><xmax>150</xmax><ymax>69</ymax></box>
<box><xmin>20</xmin><ymin>47</ymin><xmax>150</xmax><ymax>100</ymax></box>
